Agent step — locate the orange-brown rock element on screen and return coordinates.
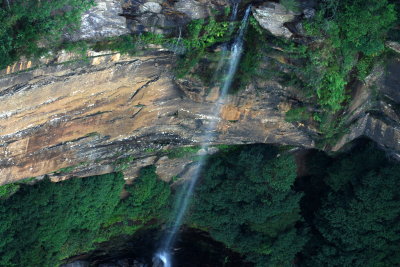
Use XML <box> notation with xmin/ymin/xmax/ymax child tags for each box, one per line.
<box><xmin>0</xmin><ymin>50</ymin><xmax>314</xmax><ymax>185</ymax></box>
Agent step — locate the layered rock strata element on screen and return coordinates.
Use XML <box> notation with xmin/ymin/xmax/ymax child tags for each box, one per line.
<box><xmin>0</xmin><ymin>50</ymin><xmax>313</xmax><ymax>185</ymax></box>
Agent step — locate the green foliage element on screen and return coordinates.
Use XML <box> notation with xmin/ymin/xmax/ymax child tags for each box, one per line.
<box><xmin>62</xmin><ymin>41</ymin><xmax>89</xmax><ymax>58</ymax></box>
<box><xmin>55</xmin><ymin>165</ymin><xmax>77</xmax><ymax>174</ymax></box>
<box><xmin>183</xmin><ymin>18</ymin><xmax>230</xmax><ymax>50</ymax></box>
<box><xmin>306</xmin><ymin>0</ymin><xmax>396</xmax><ymax>109</ymax></box>
<box><xmin>278</xmin><ymin>0</ymin><xmax>397</xmax><ymax>144</ymax></box>
<box><xmin>0</xmin><ymin>183</ymin><xmax>20</xmax><ymax>199</ymax></box>
<box><xmin>315</xmin><ymin>112</ymin><xmax>348</xmax><ymax>146</ymax></box>
<box><xmin>285</xmin><ymin>107</ymin><xmax>310</xmax><ymax>122</ymax></box>
<box><xmin>233</xmin><ymin>19</ymin><xmax>265</xmax><ymax>92</ymax></box>
<box><xmin>301</xmin><ymin>143</ymin><xmax>400</xmax><ymax>267</ymax></box>
<box><xmin>0</xmin><ymin>173</ymin><xmax>124</xmax><ymax>267</ymax></box>
<box><xmin>316</xmin><ymin>70</ymin><xmax>347</xmax><ymax>111</ymax></box>
<box><xmin>212</xmin><ymin>144</ymin><xmax>240</xmax><ymax>152</ymax></box>
<box><xmin>0</xmin><ymin>0</ymin><xmax>94</xmax><ymax>69</ymax></box>
<box><xmin>92</xmin><ymin>35</ymin><xmax>137</xmax><ymax>55</ymax></box>
<box><xmin>356</xmin><ymin>55</ymin><xmax>375</xmax><ymax>81</ymax></box>
<box><xmin>0</xmin><ymin>168</ymin><xmax>171</xmax><ymax>267</ymax></box>
<box><xmin>190</xmin><ymin>145</ymin><xmax>308</xmax><ymax>267</ymax></box>
<box><xmin>139</xmin><ymin>32</ymin><xmax>167</xmax><ymax>46</ymax></box>
<box><xmin>116</xmin><ymin>166</ymin><xmax>171</xmax><ymax>222</ymax></box>
<box><xmin>71</xmin><ymin>32</ymin><xmax>172</xmax><ymax>58</ymax></box>
<box><xmin>337</xmin><ymin>0</ymin><xmax>397</xmax><ymax>56</ymax></box>
<box><xmin>176</xmin><ymin>17</ymin><xmax>232</xmax><ymax>78</ymax></box>
<box><xmin>280</xmin><ymin>0</ymin><xmax>301</xmax><ymax>13</ymax></box>
<box><xmin>264</xmin><ymin>154</ymin><xmax>298</xmax><ymax>192</ymax></box>
<box><xmin>166</xmin><ymin>146</ymin><xmax>201</xmax><ymax>159</ymax></box>
<box><xmin>113</xmin><ymin>155</ymin><xmax>135</xmax><ymax>171</ymax></box>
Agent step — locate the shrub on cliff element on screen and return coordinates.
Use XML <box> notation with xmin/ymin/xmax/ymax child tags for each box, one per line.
<box><xmin>0</xmin><ymin>0</ymin><xmax>94</xmax><ymax>69</ymax></box>
<box><xmin>301</xmin><ymin>0</ymin><xmax>396</xmax><ymax>112</ymax></box>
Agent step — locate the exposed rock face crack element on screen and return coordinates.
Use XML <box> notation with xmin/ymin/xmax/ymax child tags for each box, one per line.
<box><xmin>130</xmin><ymin>75</ymin><xmax>160</xmax><ymax>100</ymax></box>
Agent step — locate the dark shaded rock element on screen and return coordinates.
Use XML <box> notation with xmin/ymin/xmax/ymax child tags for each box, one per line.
<box><xmin>333</xmin><ymin>55</ymin><xmax>400</xmax><ymax>158</ymax></box>
<box><xmin>60</xmin><ymin>261</ymin><xmax>90</xmax><ymax>267</ymax></box>
<box><xmin>382</xmin><ymin>56</ymin><xmax>400</xmax><ymax>103</ymax></box>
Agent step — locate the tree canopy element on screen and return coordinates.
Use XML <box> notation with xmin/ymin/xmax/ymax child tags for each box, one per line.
<box><xmin>0</xmin><ymin>167</ymin><xmax>171</xmax><ymax>267</ymax></box>
<box><xmin>190</xmin><ymin>145</ymin><xmax>308</xmax><ymax>267</ymax></box>
<box><xmin>301</xmin><ymin>144</ymin><xmax>400</xmax><ymax>267</ymax></box>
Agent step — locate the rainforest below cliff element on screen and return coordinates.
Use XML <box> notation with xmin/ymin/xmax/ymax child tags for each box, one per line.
<box><xmin>0</xmin><ymin>0</ymin><xmax>400</xmax><ymax>266</ymax></box>
<box><xmin>1</xmin><ymin>140</ymin><xmax>400</xmax><ymax>267</ymax></box>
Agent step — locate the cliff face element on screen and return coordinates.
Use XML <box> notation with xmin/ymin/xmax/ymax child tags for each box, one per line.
<box><xmin>0</xmin><ymin>50</ymin><xmax>313</xmax><ymax>185</ymax></box>
<box><xmin>1</xmin><ymin>0</ymin><xmax>399</xmax><ymax>185</ymax></box>
<box><xmin>333</xmin><ymin>54</ymin><xmax>400</xmax><ymax>158</ymax></box>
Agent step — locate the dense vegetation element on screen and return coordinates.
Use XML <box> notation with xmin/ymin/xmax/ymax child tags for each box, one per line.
<box><xmin>0</xmin><ymin>167</ymin><xmax>171</xmax><ymax>267</ymax></box>
<box><xmin>302</xmin><ymin>0</ymin><xmax>396</xmax><ymax>110</ymax></box>
<box><xmin>0</xmin><ymin>0</ymin><xmax>399</xmax><ymax>265</ymax></box>
<box><xmin>188</xmin><ymin>142</ymin><xmax>400</xmax><ymax>267</ymax></box>
<box><xmin>300</xmin><ymin>143</ymin><xmax>400</xmax><ymax>267</ymax></box>
<box><xmin>233</xmin><ymin>0</ymin><xmax>396</xmax><ymax>145</ymax></box>
<box><xmin>174</xmin><ymin>17</ymin><xmax>233</xmax><ymax>79</ymax></box>
<box><xmin>0</xmin><ymin>142</ymin><xmax>399</xmax><ymax>266</ymax></box>
<box><xmin>190</xmin><ymin>145</ymin><xmax>308</xmax><ymax>267</ymax></box>
<box><xmin>0</xmin><ymin>0</ymin><xmax>94</xmax><ymax>69</ymax></box>
<box><xmin>283</xmin><ymin>0</ymin><xmax>396</xmax><ymax>143</ymax></box>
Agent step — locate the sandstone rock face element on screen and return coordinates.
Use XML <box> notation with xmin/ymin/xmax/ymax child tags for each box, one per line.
<box><xmin>0</xmin><ymin>50</ymin><xmax>314</xmax><ymax>185</ymax></box>
<box><xmin>65</xmin><ymin>0</ymin><xmax>129</xmax><ymax>41</ymax></box>
<box><xmin>333</xmin><ymin>55</ymin><xmax>400</xmax><ymax>158</ymax></box>
<box><xmin>252</xmin><ymin>3</ymin><xmax>298</xmax><ymax>39</ymax></box>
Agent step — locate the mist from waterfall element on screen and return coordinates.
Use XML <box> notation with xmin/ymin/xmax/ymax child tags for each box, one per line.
<box><xmin>153</xmin><ymin>5</ymin><xmax>252</xmax><ymax>267</ymax></box>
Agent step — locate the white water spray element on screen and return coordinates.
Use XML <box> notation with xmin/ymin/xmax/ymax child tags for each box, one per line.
<box><xmin>154</xmin><ymin>6</ymin><xmax>252</xmax><ymax>267</ymax></box>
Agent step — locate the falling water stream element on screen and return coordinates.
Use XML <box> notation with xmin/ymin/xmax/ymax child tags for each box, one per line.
<box><xmin>153</xmin><ymin>5</ymin><xmax>252</xmax><ymax>267</ymax></box>
<box><xmin>214</xmin><ymin>1</ymin><xmax>240</xmax><ymax>74</ymax></box>
<box><xmin>172</xmin><ymin>26</ymin><xmax>182</xmax><ymax>54</ymax></box>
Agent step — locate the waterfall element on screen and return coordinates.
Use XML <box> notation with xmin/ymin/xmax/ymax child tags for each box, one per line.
<box><xmin>230</xmin><ymin>1</ymin><xmax>240</xmax><ymax>21</ymax></box>
<box><xmin>172</xmin><ymin>26</ymin><xmax>182</xmax><ymax>54</ymax></box>
<box><xmin>214</xmin><ymin>1</ymin><xmax>240</xmax><ymax>75</ymax></box>
<box><xmin>153</xmin><ymin>6</ymin><xmax>252</xmax><ymax>267</ymax></box>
